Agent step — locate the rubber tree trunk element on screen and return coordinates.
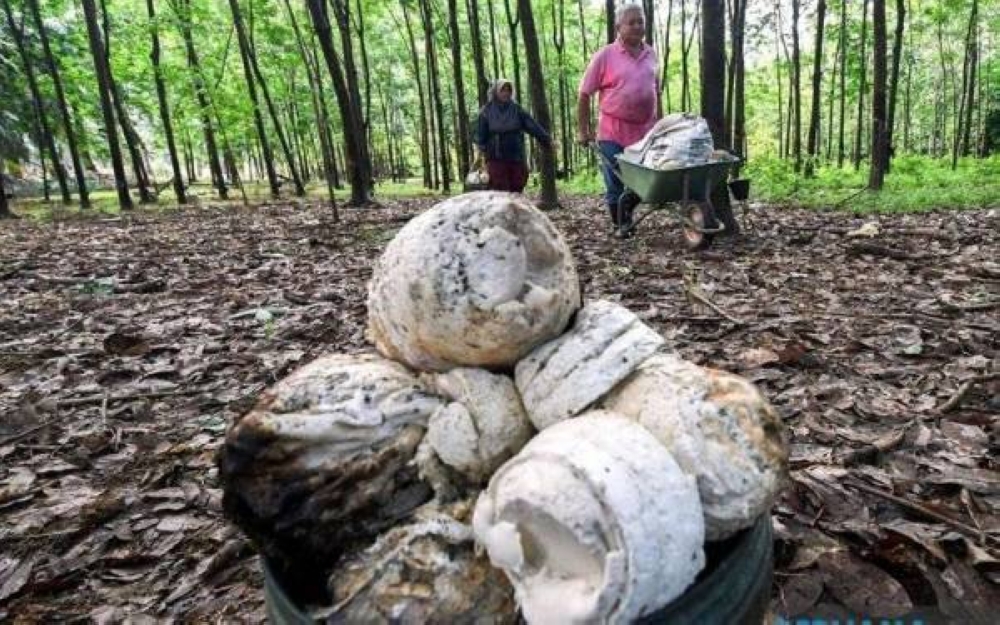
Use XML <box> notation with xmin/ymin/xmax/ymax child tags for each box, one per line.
<box><xmin>80</xmin><ymin>0</ymin><xmax>132</xmax><ymax>209</ymax></box>
<box><xmin>729</xmin><ymin>0</ymin><xmax>747</xmax><ymax>163</ymax></box>
<box><xmin>853</xmin><ymin>0</ymin><xmax>869</xmax><ymax>171</ymax></box>
<box><xmin>805</xmin><ymin>0</ymin><xmax>825</xmax><ymax>177</ymax></box>
<box><xmin>868</xmin><ymin>0</ymin><xmax>888</xmax><ymax>190</ymax></box>
<box><xmin>307</xmin><ymin>0</ymin><xmax>371</xmax><ymax>205</ymax></box>
<box><xmin>700</xmin><ymin>0</ymin><xmax>738</xmax><ymax>235</ymax></box>
<box><xmin>466</xmin><ymin>0</ymin><xmax>490</xmax><ymax>106</ymax></box>
<box><xmin>100</xmin><ymin>0</ymin><xmax>154</xmax><ymax>203</ymax></box>
<box><xmin>791</xmin><ymin>0</ymin><xmax>802</xmax><ymax>172</ymax></box>
<box><xmin>447</xmin><ymin>0</ymin><xmax>471</xmax><ymax>178</ymax></box>
<box><xmin>228</xmin><ymin>0</ymin><xmax>279</xmax><ymax>197</ymax></box>
<box><xmin>0</xmin><ymin>169</ymin><xmax>10</xmax><ymax>217</ymax></box>
<box><xmin>503</xmin><ymin>0</ymin><xmax>522</xmax><ymax>97</ymax></box>
<box><xmin>885</xmin><ymin>0</ymin><xmax>905</xmax><ymax>172</ymax></box>
<box><xmin>953</xmin><ymin>0</ymin><xmax>978</xmax><ymax>167</ymax></box>
<box><xmin>26</xmin><ymin>0</ymin><xmax>89</xmax><ymax>207</ymax></box>
<box><xmin>400</xmin><ymin>1</ymin><xmax>432</xmax><ymax>189</ymax></box>
<box><xmin>517</xmin><ymin>0</ymin><xmax>558</xmax><ymax>208</ymax></box>
<box><xmin>660</xmin><ymin>0</ymin><xmax>673</xmax><ymax>111</ymax></box>
<box><xmin>837</xmin><ymin>0</ymin><xmax>847</xmax><ymax>167</ymax></box>
<box><xmin>282</xmin><ymin>0</ymin><xmax>336</xmax><ymax>219</ymax></box>
<box><xmin>332</xmin><ymin>0</ymin><xmax>373</xmax><ymax>190</ymax></box>
<box><xmin>419</xmin><ymin>0</ymin><xmax>451</xmax><ymax>192</ymax></box>
<box><xmin>604</xmin><ymin>0</ymin><xmax>614</xmax><ymax>44</ymax></box>
<box><xmin>175</xmin><ymin>0</ymin><xmax>227</xmax><ymax>199</ymax></box>
<box><xmin>147</xmin><ymin>0</ymin><xmax>186</xmax><ymax>204</ymax></box>
<box><xmin>246</xmin><ymin>26</ymin><xmax>305</xmax><ymax>196</ymax></box>
<box><xmin>2</xmin><ymin>0</ymin><xmax>71</xmax><ymax>204</ymax></box>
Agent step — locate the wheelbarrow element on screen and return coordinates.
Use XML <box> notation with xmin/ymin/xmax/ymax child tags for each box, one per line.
<box><xmin>593</xmin><ymin>145</ymin><xmax>741</xmax><ymax>250</ymax></box>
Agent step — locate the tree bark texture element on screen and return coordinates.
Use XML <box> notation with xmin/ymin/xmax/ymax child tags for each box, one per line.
<box><xmin>174</xmin><ymin>0</ymin><xmax>228</xmax><ymax>199</ymax></box>
<box><xmin>700</xmin><ymin>0</ymin><xmax>738</xmax><ymax>235</ymax></box>
<box><xmin>80</xmin><ymin>0</ymin><xmax>132</xmax><ymax>209</ymax></box>
<box><xmin>805</xmin><ymin>0</ymin><xmax>825</xmax><ymax>176</ymax></box>
<box><xmin>228</xmin><ymin>0</ymin><xmax>280</xmax><ymax>197</ymax></box>
<box><xmin>307</xmin><ymin>0</ymin><xmax>372</xmax><ymax>205</ymax></box>
<box><xmin>517</xmin><ymin>0</ymin><xmax>558</xmax><ymax>208</ymax></box>
<box><xmin>147</xmin><ymin>0</ymin><xmax>186</xmax><ymax>204</ymax></box>
<box><xmin>2</xmin><ymin>0</ymin><xmax>71</xmax><ymax>204</ymax></box>
<box><xmin>868</xmin><ymin>0</ymin><xmax>888</xmax><ymax>190</ymax></box>
<box><xmin>26</xmin><ymin>0</ymin><xmax>89</xmax><ymax>207</ymax></box>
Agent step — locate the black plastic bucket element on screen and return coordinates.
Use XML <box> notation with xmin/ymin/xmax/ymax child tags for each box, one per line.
<box><xmin>262</xmin><ymin>514</ymin><xmax>773</xmax><ymax>624</ymax></box>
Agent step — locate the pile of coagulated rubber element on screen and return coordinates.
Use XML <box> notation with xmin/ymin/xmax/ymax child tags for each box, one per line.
<box><xmin>218</xmin><ymin>192</ymin><xmax>789</xmax><ymax>624</ymax></box>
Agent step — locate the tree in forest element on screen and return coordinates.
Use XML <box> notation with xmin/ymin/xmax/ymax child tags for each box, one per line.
<box><xmin>854</xmin><ymin>0</ymin><xmax>870</xmax><ymax>170</ymax></box>
<box><xmin>837</xmin><ymin>0</ymin><xmax>847</xmax><ymax>167</ymax></box>
<box><xmin>228</xmin><ymin>0</ymin><xmax>280</xmax><ymax>197</ymax></box>
<box><xmin>172</xmin><ymin>0</ymin><xmax>227</xmax><ymax>199</ymax></box>
<box><xmin>700</xmin><ymin>0</ymin><xmax>737</xmax><ymax>234</ymax></box>
<box><xmin>869</xmin><ymin>0</ymin><xmax>888</xmax><ymax>190</ymax></box>
<box><xmin>307</xmin><ymin>0</ymin><xmax>372</xmax><ymax>205</ymax></box>
<box><xmin>790</xmin><ymin>0</ymin><xmax>802</xmax><ymax>172</ymax></box>
<box><xmin>100</xmin><ymin>0</ymin><xmax>155</xmax><ymax>204</ymax></box>
<box><xmin>0</xmin><ymin>170</ymin><xmax>10</xmax><ymax>218</ymax></box>
<box><xmin>146</xmin><ymin>0</ymin><xmax>186</xmax><ymax>204</ymax></box>
<box><xmin>242</xmin><ymin>1</ymin><xmax>306</xmax><ymax>196</ymax></box>
<box><xmin>80</xmin><ymin>0</ymin><xmax>132</xmax><ymax>209</ymax></box>
<box><xmin>447</xmin><ymin>0</ymin><xmax>471</xmax><ymax>178</ymax></box>
<box><xmin>26</xmin><ymin>0</ymin><xmax>89</xmax><ymax>207</ymax></box>
<box><xmin>2</xmin><ymin>0</ymin><xmax>71</xmax><ymax>204</ymax></box>
<box><xmin>805</xmin><ymin>0</ymin><xmax>826</xmax><ymax>177</ymax></box>
<box><xmin>517</xmin><ymin>0</ymin><xmax>558</xmax><ymax>208</ymax></box>
<box><xmin>726</xmin><ymin>0</ymin><xmax>747</xmax><ymax>161</ymax></box>
<box><xmin>281</xmin><ymin>0</ymin><xmax>337</xmax><ymax>216</ymax></box>
<box><xmin>396</xmin><ymin>2</ymin><xmax>432</xmax><ymax>189</ymax></box>
<box><xmin>466</xmin><ymin>0</ymin><xmax>490</xmax><ymax>106</ymax></box>
<box><xmin>952</xmin><ymin>0</ymin><xmax>979</xmax><ymax>168</ymax></box>
<box><xmin>419</xmin><ymin>0</ymin><xmax>452</xmax><ymax>191</ymax></box>
<box><xmin>885</xmin><ymin>0</ymin><xmax>905</xmax><ymax>172</ymax></box>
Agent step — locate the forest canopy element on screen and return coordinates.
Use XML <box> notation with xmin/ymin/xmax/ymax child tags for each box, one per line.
<box><xmin>0</xmin><ymin>0</ymin><xmax>998</xmax><ymax>212</ymax></box>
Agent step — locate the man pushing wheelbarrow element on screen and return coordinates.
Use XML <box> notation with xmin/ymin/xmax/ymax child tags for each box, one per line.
<box><xmin>576</xmin><ymin>3</ymin><xmax>744</xmax><ymax>248</ymax></box>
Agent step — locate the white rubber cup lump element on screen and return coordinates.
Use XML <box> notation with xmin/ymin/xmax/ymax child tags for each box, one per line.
<box><xmin>473</xmin><ymin>411</ymin><xmax>706</xmax><ymax>625</ymax></box>
<box><xmin>515</xmin><ymin>299</ymin><xmax>664</xmax><ymax>430</ymax></box>
<box><xmin>420</xmin><ymin>367</ymin><xmax>534</xmax><ymax>484</ymax></box>
<box><xmin>218</xmin><ymin>353</ymin><xmax>445</xmax><ymax>567</ymax></box>
<box><xmin>366</xmin><ymin>192</ymin><xmax>581</xmax><ymax>372</ymax></box>
<box><xmin>602</xmin><ymin>354</ymin><xmax>789</xmax><ymax>540</ymax></box>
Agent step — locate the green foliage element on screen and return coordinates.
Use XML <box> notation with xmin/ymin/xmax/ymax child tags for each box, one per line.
<box><xmin>1</xmin><ymin>0</ymin><xmax>998</xmax><ymax>215</ymax></box>
<box><xmin>746</xmin><ymin>154</ymin><xmax>1000</xmax><ymax>213</ymax></box>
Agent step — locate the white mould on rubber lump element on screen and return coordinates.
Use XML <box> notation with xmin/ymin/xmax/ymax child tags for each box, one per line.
<box><xmin>218</xmin><ymin>353</ymin><xmax>445</xmax><ymax>570</ymax></box>
<box><xmin>366</xmin><ymin>192</ymin><xmax>581</xmax><ymax>372</ymax></box>
<box><xmin>602</xmin><ymin>354</ymin><xmax>789</xmax><ymax>540</ymax></box>
<box><xmin>473</xmin><ymin>411</ymin><xmax>705</xmax><ymax>625</ymax></box>
<box><xmin>514</xmin><ymin>299</ymin><xmax>664</xmax><ymax>430</ymax></box>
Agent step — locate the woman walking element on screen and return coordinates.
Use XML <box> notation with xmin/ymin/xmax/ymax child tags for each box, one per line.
<box><xmin>474</xmin><ymin>79</ymin><xmax>552</xmax><ymax>193</ymax></box>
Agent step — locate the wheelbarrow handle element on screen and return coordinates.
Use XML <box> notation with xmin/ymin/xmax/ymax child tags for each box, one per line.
<box><xmin>589</xmin><ymin>142</ymin><xmax>623</xmax><ymax>182</ymax></box>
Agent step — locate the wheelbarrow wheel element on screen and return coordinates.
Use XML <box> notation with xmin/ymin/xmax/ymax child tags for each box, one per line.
<box><xmin>681</xmin><ymin>203</ymin><xmax>717</xmax><ymax>251</ymax></box>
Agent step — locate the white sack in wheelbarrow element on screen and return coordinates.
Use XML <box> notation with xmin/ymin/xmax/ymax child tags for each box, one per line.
<box><xmin>623</xmin><ymin>112</ymin><xmax>715</xmax><ymax>170</ymax></box>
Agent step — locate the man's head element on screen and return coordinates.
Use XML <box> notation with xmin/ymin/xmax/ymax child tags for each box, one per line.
<box><xmin>615</xmin><ymin>3</ymin><xmax>645</xmax><ymax>47</ymax></box>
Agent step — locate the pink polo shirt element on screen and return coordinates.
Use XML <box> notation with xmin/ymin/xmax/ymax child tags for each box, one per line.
<box><xmin>579</xmin><ymin>40</ymin><xmax>659</xmax><ymax>146</ymax></box>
